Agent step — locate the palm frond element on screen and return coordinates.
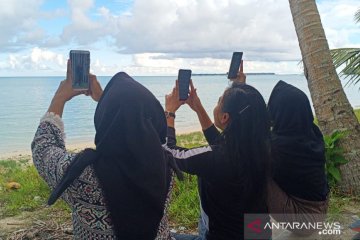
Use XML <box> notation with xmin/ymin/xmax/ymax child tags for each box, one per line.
<box><xmin>331</xmin><ymin>48</ymin><xmax>360</xmax><ymax>87</ymax></box>
<box><xmin>355</xmin><ymin>8</ymin><xmax>360</xmax><ymax>23</ymax></box>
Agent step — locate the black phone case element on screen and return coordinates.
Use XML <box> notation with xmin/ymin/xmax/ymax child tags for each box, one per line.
<box><xmin>70</xmin><ymin>50</ymin><xmax>90</xmax><ymax>90</ymax></box>
<box><xmin>228</xmin><ymin>52</ymin><xmax>243</xmax><ymax>79</ymax></box>
<box><xmin>178</xmin><ymin>69</ymin><xmax>192</xmax><ymax>101</ymax></box>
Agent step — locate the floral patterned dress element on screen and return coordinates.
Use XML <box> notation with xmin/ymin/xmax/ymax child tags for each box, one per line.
<box><xmin>31</xmin><ymin>112</ymin><xmax>174</xmax><ymax>240</ymax></box>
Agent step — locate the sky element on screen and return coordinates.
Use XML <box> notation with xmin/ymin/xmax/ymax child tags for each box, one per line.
<box><xmin>0</xmin><ymin>0</ymin><xmax>359</xmax><ymax>76</ymax></box>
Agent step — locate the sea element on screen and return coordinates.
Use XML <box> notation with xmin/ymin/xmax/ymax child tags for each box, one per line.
<box><xmin>0</xmin><ymin>74</ymin><xmax>359</xmax><ymax>156</ymax></box>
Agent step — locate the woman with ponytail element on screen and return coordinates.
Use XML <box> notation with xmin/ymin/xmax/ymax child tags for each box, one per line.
<box><xmin>32</xmin><ymin>60</ymin><xmax>182</xmax><ymax>239</ymax></box>
<box><xmin>164</xmin><ymin>64</ymin><xmax>272</xmax><ymax>240</ymax></box>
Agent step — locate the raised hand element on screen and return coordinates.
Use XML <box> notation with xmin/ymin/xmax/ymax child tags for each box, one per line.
<box><xmin>165</xmin><ymin>80</ymin><xmax>185</xmax><ymax>113</ymax></box>
<box><xmin>86</xmin><ymin>74</ymin><xmax>103</xmax><ymax>102</ymax></box>
<box><xmin>230</xmin><ymin>60</ymin><xmax>246</xmax><ymax>84</ymax></box>
<box><xmin>53</xmin><ymin>59</ymin><xmax>86</xmax><ymax>103</ymax></box>
<box><xmin>186</xmin><ymin>80</ymin><xmax>203</xmax><ymax>113</ymax></box>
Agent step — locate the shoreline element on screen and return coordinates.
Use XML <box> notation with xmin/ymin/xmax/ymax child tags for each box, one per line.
<box><xmin>0</xmin><ymin>127</ymin><xmax>202</xmax><ymax>159</ymax></box>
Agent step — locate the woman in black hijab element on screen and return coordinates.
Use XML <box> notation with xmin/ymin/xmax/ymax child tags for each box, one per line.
<box><xmin>267</xmin><ymin>80</ymin><xmax>329</xmax><ymax>235</ymax></box>
<box><xmin>32</xmin><ymin>62</ymin><xmax>182</xmax><ymax>239</ymax></box>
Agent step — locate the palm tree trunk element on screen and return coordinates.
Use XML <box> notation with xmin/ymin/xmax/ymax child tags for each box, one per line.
<box><xmin>289</xmin><ymin>0</ymin><xmax>360</xmax><ymax>195</ymax></box>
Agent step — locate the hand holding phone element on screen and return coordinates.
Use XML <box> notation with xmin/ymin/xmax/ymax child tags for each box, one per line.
<box><xmin>87</xmin><ymin>74</ymin><xmax>103</xmax><ymax>102</ymax></box>
<box><xmin>185</xmin><ymin>80</ymin><xmax>202</xmax><ymax>112</ymax></box>
<box><xmin>178</xmin><ymin>69</ymin><xmax>192</xmax><ymax>100</ymax></box>
<box><xmin>228</xmin><ymin>52</ymin><xmax>243</xmax><ymax>79</ymax></box>
<box><xmin>231</xmin><ymin>60</ymin><xmax>246</xmax><ymax>84</ymax></box>
<box><xmin>70</xmin><ymin>50</ymin><xmax>90</xmax><ymax>90</ymax></box>
<box><xmin>165</xmin><ymin>80</ymin><xmax>184</xmax><ymax>114</ymax></box>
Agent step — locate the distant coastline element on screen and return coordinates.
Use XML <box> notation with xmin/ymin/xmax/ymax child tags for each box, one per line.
<box><xmin>192</xmin><ymin>73</ymin><xmax>275</xmax><ymax>76</ymax></box>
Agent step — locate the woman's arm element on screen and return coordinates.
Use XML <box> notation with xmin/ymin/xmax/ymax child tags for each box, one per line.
<box><xmin>186</xmin><ymin>81</ymin><xmax>221</xmax><ymax>144</ymax></box>
<box><xmin>186</xmin><ymin>81</ymin><xmax>213</xmax><ymax>130</ymax></box>
<box><xmin>164</xmin><ymin>82</ymin><xmax>220</xmax><ymax>178</ymax></box>
<box><xmin>48</xmin><ymin>60</ymin><xmax>102</xmax><ymax>116</ymax></box>
<box><xmin>32</xmin><ymin>60</ymin><xmax>103</xmax><ymax>189</ymax></box>
<box><xmin>164</xmin><ymin>144</ymin><xmax>217</xmax><ymax>178</ymax></box>
<box><xmin>32</xmin><ymin>114</ymin><xmax>75</xmax><ymax>190</ymax></box>
<box><xmin>165</xmin><ymin>80</ymin><xmax>184</xmax><ymax>148</ymax></box>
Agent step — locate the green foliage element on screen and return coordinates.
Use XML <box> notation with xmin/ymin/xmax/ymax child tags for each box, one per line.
<box><xmin>330</xmin><ymin>48</ymin><xmax>360</xmax><ymax>87</ymax></box>
<box><xmin>324</xmin><ymin>131</ymin><xmax>348</xmax><ymax>187</ymax></box>
<box><xmin>331</xmin><ymin>9</ymin><xmax>360</xmax><ymax>87</ymax></box>
<box><xmin>355</xmin><ymin>8</ymin><xmax>360</xmax><ymax>23</ymax></box>
<box><xmin>0</xmin><ymin>159</ymin><xmax>70</xmax><ymax>217</ymax></box>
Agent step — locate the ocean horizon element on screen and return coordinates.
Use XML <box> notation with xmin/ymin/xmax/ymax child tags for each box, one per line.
<box><xmin>0</xmin><ymin>74</ymin><xmax>359</xmax><ymax>156</ymax></box>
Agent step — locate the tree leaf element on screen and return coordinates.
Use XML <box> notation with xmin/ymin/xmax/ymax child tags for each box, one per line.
<box><xmin>328</xmin><ymin>166</ymin><xmax>341</xmax><ymax>181</ymax></box>
<box><xmin>333</xmin><ymin>155</ymin><xmax>349</xmax><ymax>165</ymax></box>
<box><xmin>330</xmin><ymin>48</ymin><xmax>360</xmax><ymax>88</ymax></box>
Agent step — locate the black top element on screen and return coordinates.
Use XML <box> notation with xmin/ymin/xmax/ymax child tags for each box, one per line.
<box><xmin>166</xmin><ymin>126</ymin><xmax>271</xmax><ymax>240</ymax></box>
<box><xmin>268</xmin><ymin>80</ymin><xmax>329</xmax><ymax>201</ymax></box>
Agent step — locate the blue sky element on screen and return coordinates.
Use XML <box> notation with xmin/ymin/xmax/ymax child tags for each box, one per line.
<box><xmin>0</xmin><ymin>0</ymin><xmax>359</xmax><ymax>76</ymax></box>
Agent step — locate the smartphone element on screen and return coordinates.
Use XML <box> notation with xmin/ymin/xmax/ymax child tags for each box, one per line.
<box><xmin>227</xmin><ymin>52</ymin><xmax>243</xmax><ymax>79</ymax></box>
<box><xmin>70</xmin><ymin>50</ymin><xmax>90</xmax><ymax>90</ymax></box>
<box><xmin>178</xmin><ymin>69</ymin><xmax>192</xmax><ymax>101</ymax></box>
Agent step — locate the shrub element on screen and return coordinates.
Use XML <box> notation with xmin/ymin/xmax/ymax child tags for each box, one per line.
<box><xmin>324</xmin><ymin>131</ymin><xmax>348</xmax><ymax>187</ymax></box>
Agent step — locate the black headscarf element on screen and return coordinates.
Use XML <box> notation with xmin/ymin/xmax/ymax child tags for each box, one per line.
<box><xmin>268</xmin><ymin>80</ymin><xmax>328</xmax><ymax>201</ymax></box>
<box><xmin>48</xmin><ymin>72</ymin><xmax>182</xmax><ymax>239</ymax></box>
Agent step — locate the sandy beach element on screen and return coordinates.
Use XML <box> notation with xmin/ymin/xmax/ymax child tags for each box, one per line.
<box><xmin>0</xmin><ymin>142</ymin><xmax>95</xmax><ymax>160</ymax></box>
<box><xmin>0</xmin><ymin>126</ymin><xmax>202</xmax><ymax>160</ymax></box>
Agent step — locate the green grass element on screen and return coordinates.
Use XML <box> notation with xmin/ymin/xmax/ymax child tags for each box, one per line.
<box><xmin>327</xmin><ymin>188</ymin><xmax>360</xmax><ymax>223</ymax></box>
<box><xmin>168</xmin><ymin>132</ymin><xmax>205</xmax><ymax>229</ymax></box>
<box><xmin>0</xmin><ymin>158</ymin><xmax>70</xmax><ymax>217</ymax></box>
<box><xmin>0</xmin><ymin>132</ymin><xmax>205</xmax><ymax>228</ymax></box>
<box><xmin>176</xmin><ymin>131</ymin><xmax>207</xmax><ymax>148</ymax></box>
<box><xmin>355</xmin><ymin>108</ymin><xmax>360</xmax><ymax>121</ymax></box>
<box><xmin>1</xmin><ymin>119</ymin><xmax>360</xmax><ymax>229</ymax></box>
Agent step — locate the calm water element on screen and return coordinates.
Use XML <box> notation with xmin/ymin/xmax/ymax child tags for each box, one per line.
<box><xmin>0</xmin><ymin>74</ymin><xmax>359</xmax><ymax>155</ymax></box>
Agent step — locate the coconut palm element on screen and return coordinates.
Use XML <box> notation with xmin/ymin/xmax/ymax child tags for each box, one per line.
<box><xmin>330</xmin><ymin>9</ymin><xmax>360</xmax><ymax>87</ymax></box>
<box><xmin>288</xmin><ymin>0</ymin><xmax>360</xmax><ymax>195</ymax></box>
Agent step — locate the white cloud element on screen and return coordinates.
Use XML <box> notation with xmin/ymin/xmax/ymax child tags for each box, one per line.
<box><xmin>102</xmin><ymin>0</ymin><xmax>359</xmax><ymax>61</ymax></box>
<box><xmin>0</xmin><ymin>48</ymin><xmax>66</xmax><ymax>74</ymax></box>
<box><xmin>60</xmin><ymin>0</ymin><xmax>118</xmax><ymax>45</ymax></box>
<box><xmin>0</xmin><ymin>0</ymin><xmax>44</xmax><ymax>51</ymax></box>
<box><xmin>0</xmin><ymin>0</ymin><xmax>358</xmax><ymax>76</ymax></box>
<box><xmin>0</xmin><ymin>48</ymin><xmax>123</xmax><ymax>76</ymax></box>
<box><xmin>56</xmin><ymin>0</ymin><xmax>301</xmax><ymax>61</ymax></box>
<box><xmin>30</xmin><ymin>47</ymin><xmax>65</xmax><ymax>65</ymax></box>
<box><xmin>0</xmin><ymin>0</ymin><xmax>69</xmax><ymax>51</ymax></box>
<box><xmin>318</xmin><ymin>0</ymin><xmax>360</xmax><ymax>48</ymax></box>
<box><xmin>110</xmin><ymin>0</ymin><xmax>300</xmax><ymax>61</ymax></box>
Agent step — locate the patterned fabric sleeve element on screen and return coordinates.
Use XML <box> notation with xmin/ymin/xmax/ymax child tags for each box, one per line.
<box><xmin>31</xmin><ymin>112</ymin><xmax>76</xmax><ymax>204</ymax></box>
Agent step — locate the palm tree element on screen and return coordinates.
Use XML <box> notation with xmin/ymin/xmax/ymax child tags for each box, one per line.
<box><xmin>288</xmin><ymin>0</ymin><xmax>360</xmax><ymax>195</ymax></box>
<box><xmin>331</xmin><ymin>9</ymin><xmax>360</xmax><ymax>87</ymax></box>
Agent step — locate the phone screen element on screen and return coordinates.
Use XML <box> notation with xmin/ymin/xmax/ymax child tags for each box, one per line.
<box><xmin>70</xmin><ymin>50</ymin><xmax>90</xmax><ymax>90</ymax></box>
<box><xmin>178</xmin><ymin>69</ymin><xmax>192</xmax><ymax>101</ymax></box>
<box><xmin>227</xmin><ymin>52</ymin><xmax>243</xmax><ymax>79</ymax></box>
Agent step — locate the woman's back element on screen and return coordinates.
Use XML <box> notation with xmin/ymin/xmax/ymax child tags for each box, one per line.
<box><xmin>32</xmin><ymin>72</ymin><xmax>180</xmax><ymax>239</ymax></box>
<box><xmin>32</xmin><ymin>113</ymin><xmax>174</xmax><ymax>239</ymax></box>
<box><xmin>166</xmin><ymin>82</ymin><xmax>272</xmax><ymax>240</ymax></box>
<box><xmin>268</xmin><ymin>80</ymin><xmax>328</xmax><ymax>201</ymax></box>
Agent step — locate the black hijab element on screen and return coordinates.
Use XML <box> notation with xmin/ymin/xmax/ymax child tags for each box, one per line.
<box><xmin>48</xmin><ymin>72</ymin><xmax>182</xmax><ymax>239</ymax></box>
<box><xmin>268</xmin><ymin>80</ymin><xmax>328</xmax><ymax>201</ymax></box>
